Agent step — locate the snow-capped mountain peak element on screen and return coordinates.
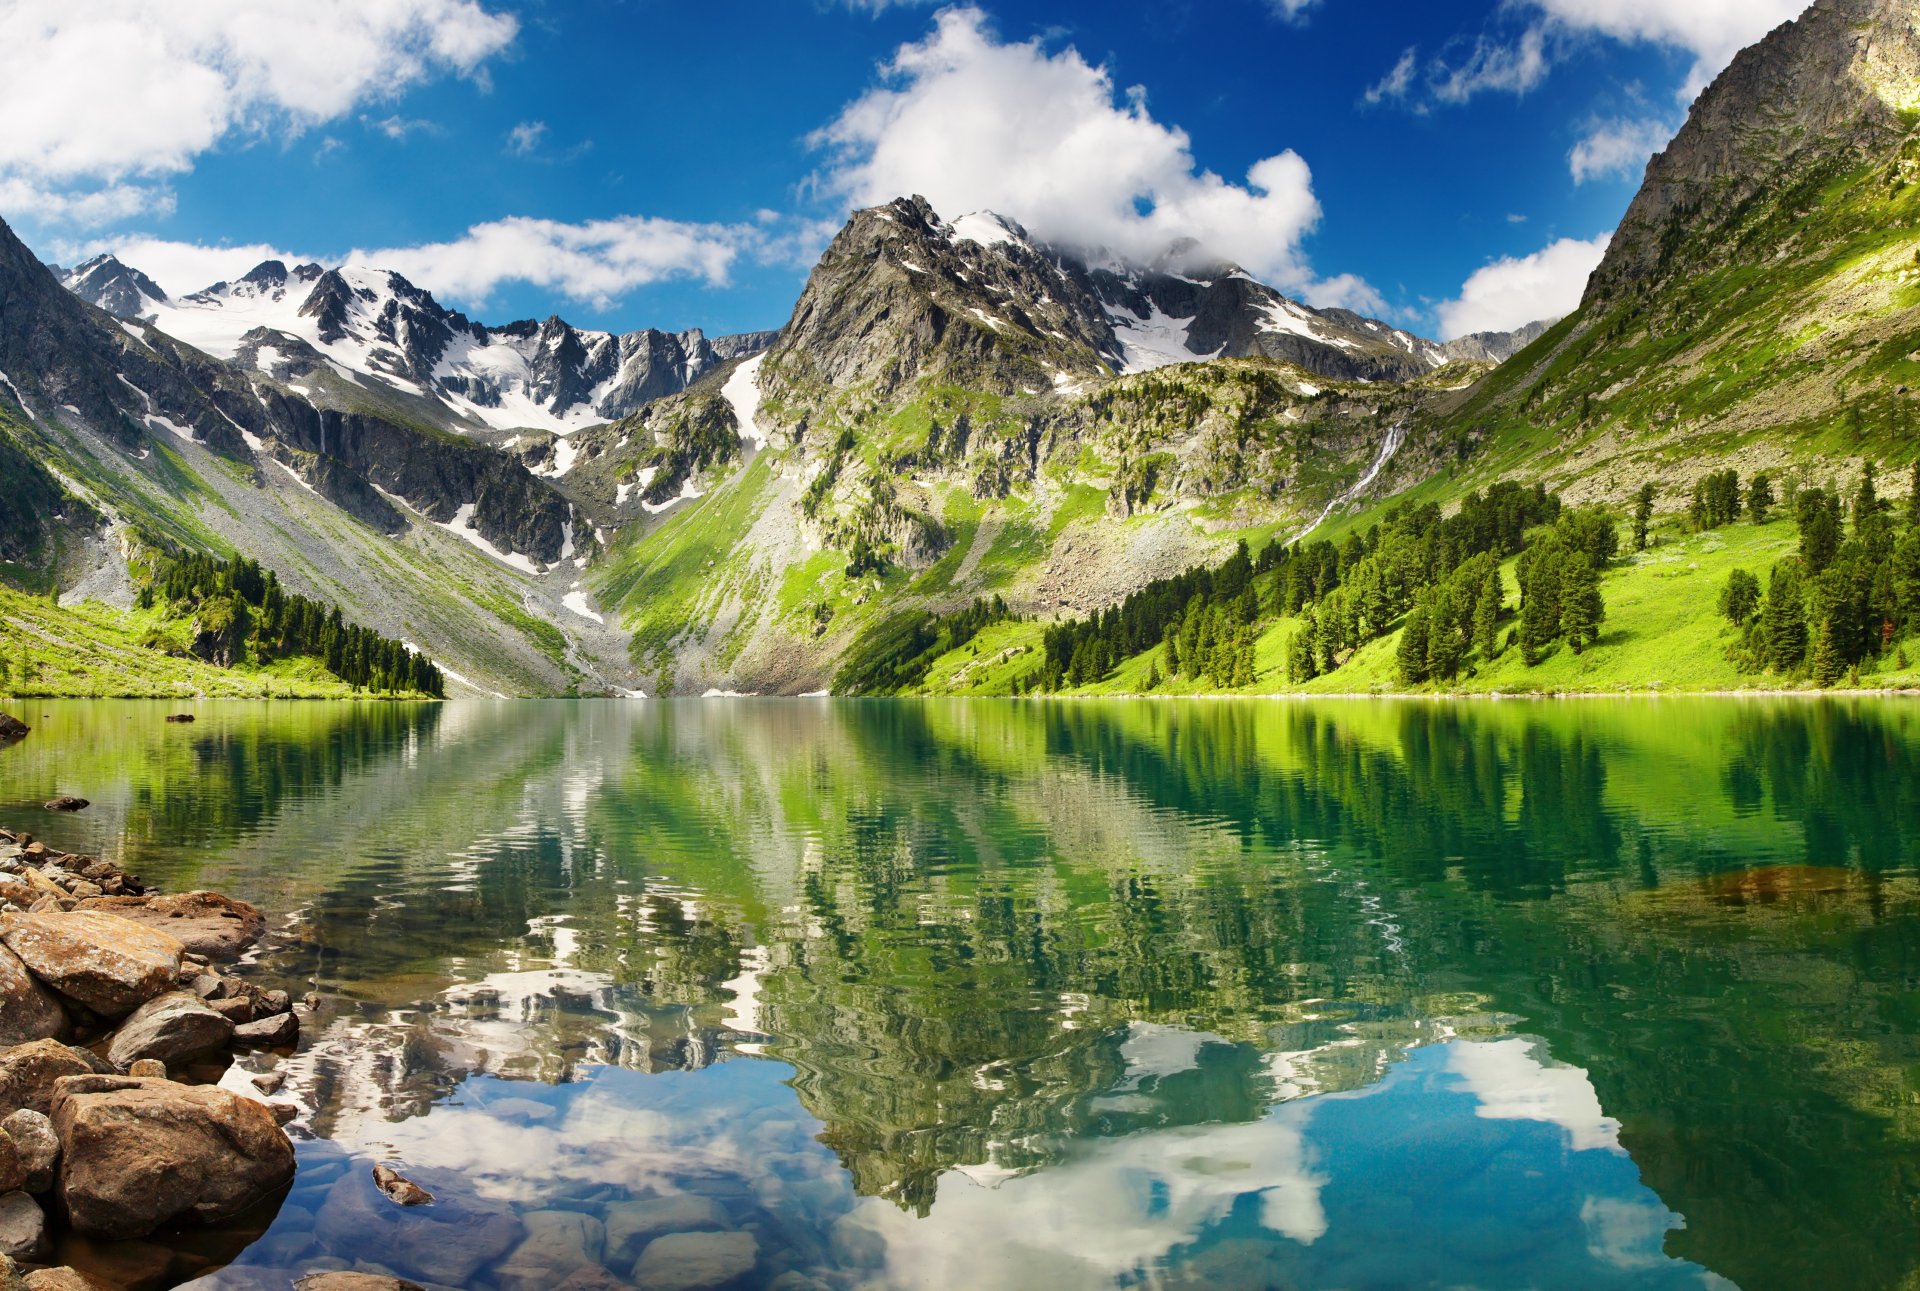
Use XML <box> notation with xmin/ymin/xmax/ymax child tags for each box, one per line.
<box><xmin>64</xmin><ymin>255</ymin><xmax>779</xmax><ymax>437</ymax></box>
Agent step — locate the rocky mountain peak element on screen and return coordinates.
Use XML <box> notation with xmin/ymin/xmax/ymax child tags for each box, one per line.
<box><xmin>61</xmin><ymin>255</ymin><xmax>169</xmax><ymax>320</ymax></box>
<box><xmin>1589</xmin><ymin>0</ymin><xmax>1920</xmax><ymax>300</ymax></box>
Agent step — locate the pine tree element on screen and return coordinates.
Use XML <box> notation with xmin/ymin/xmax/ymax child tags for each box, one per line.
<box><xmin>1397</xmin><ymin>604</ymin><xmax>1432</xmax><ymax>686</ymax></box>
<box><xmin>1718</xmin><ymin>569</ymin><xmax>1761</xmax><ymax>626</ymax></box>
<box><xmin>1812</xmin><ymin>618</ymin><xmax>1844</xmax><ymax>687</ymax></box>
<box><xmin>1474</xmin><ymin>565</ymin><xmax>1502</xmax><ymax>658</ymax></box>
<box><xmin>1762</xmin><ymin>561</ymin><xmax>1809</xmax><ymax>673</ymax></box>
<box><xmin>1633</xmin><ymin>483</ymin><xmax>1656</xmax><ymax>550</ymax></box>
<box><xmin>1747</xmin><ymin>473</ymin><xmax>1774</xmax><ymax>524</ymax></box>
<box><xmin>1559</xmin><ymin>554</ymin><xmax>1603</xmax><ymax>654</ymax></box>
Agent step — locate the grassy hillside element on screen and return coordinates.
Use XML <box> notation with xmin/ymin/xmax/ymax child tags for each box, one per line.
<box><xmin>0</xmin><ymin>584</ymin><xmax>368</xmax><ymax>699</ymax></box>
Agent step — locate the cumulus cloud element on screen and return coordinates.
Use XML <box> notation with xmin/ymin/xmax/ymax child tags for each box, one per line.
<box><xmin>812</xmin><ymin>7</ymin><xmax>1363</xmax><ymax>305</ymax></box>
<box><xmin>1528</xmin><ymin>0</ymin><xmax>1803</xmax><ymax>99</ymax></box>
<box><xmin>0</xmin><ymin>0</ymin><xmax>516</xmax><ymax>225</ymax></box>
<box><xmin>1435</xmin><ymin>233</ymin><xmax>1610</xmax><ymax>340</ymax></box>
<box><xmin>1568</xmin><ymin>116</ymin><xmax>1676</xmax><ymax>185</ymax></box>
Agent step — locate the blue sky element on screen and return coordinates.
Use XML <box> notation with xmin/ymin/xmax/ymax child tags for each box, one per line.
<box><xmin>0</xmin><ymin>0</ymin><xmax>1804</xmax><ymax>340</ymax></box>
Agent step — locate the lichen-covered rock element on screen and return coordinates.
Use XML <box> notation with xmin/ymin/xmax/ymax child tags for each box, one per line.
<box><xmin>50</xmin><ymin>1074</ymin><xmax>295</xmax><ymax>1239</ymax></box>
<box><xmin>105</xmin><ymin>991</ymin><xmax>234</xmax><ymax>1071</ymax></box>
<box><xmin>22</xmin><ymin>1270</ymin><xmax>111</xmax><ymax>1291</ymax></box>
<box><xmin>126</xmin><ymin>1059</ymin><xmax>166</xmax><ymax>1080</ymax></box>
<box><xmin>0</xmin><ymin>913</ymin><xmax>184</xmax><ymax>1018</ymax></box>
<box><xmin>0</xmin><ymin>1041</ymin><xmax>111</xmax><ymax>1119</ymax></box>
<box><xmin>0</xmin><ymin>1112</ymin><xmax>57</xmax><ymax>1194</ymax></box>
<box><xmin>75</xmin><ymin>892</ymin><xmax>265</xmax><ymax>960</ymax></box>
<box><xmin>0</xmin><ymin>945</ymin><xmax>68</xmax><ymax>1048</ymax></box>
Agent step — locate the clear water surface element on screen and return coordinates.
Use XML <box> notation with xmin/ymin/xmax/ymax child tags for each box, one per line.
<box><xmin>2</xmin><ymin>697</ymin><xmax>1917</xmax><ymax>1291</ymax></box>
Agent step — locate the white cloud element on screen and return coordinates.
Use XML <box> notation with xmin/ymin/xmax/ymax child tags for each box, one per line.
<box><xmin>1528</xmin><ymin>0</ymin><xmax>1803</xmax><ymax>99</ymax></box>
<box><xmin>813</xmin><ymin>7</ymin><xmax>1363</xmax><ymax>303</ymax></box>
<box><xmin>1568</xmin><ymin>116</ymin><xmax>1676</xmax><ymax>185</ymax></box>
<box><xmin>1267</xmin><ymin>0</ymin><xmax>1322</xmax><ymax>24</ymax></box>
<box><xmin>1436</xmin><ymin>232</ymin><xmax>1610</xmax><ymax>340</ymax></box>
<box><xmin>59</xmin><ymin>236</ymin><xmax>308</xmax><ymax>296</ymax></box>
<box><xmin>352</xmin><ymin>215</ymin><xmax>754</xmax><ymax>309</ymax></box>
<box><xmin>0</xmin><ymin>0</ymin><xmax>515</xmax><ymax>224</ymax></box>
<box><xmin>1430</xmin><ymin>26</ymin><xmax>1552</xmax><ymax>105</ymax></box>
<box><xmin>1364</xmin><ymin>49</ymin><xmax>1417</xmax><ymax>105</ymax></box>
<box><xmin>506</xmin><ymin>121</ymin><xmax>548</xmax><ymax>157</ymax></box>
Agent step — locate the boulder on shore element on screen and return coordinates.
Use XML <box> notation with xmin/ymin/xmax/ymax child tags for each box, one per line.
<box><xmin>0</xmin><ymin>1042</ymin><xmax>111</xmax><ymax>1120</ymax></box>
<box><xmin>1</xmin><ymin>1112</ymin><xmax>57</xmax><ymax>1194</ymax></box>
<box><xmin>50</xmin><ymin>1074</ymin><xmax>294</xmax><ymax>1239</ymax></box>
<box><xmin>0</xmin><ymin>1192</ymin><xmax>46</xmax><ymax>1263</ymax></box>
<box><xmin>22</xmin><ymin>1270</ymin><xmax>111</xmax><ymax>1291</ymax></box>
<box><xmin>105</xmin><ymin>992</ymin><xmax>234</xmax><ymax>1072</ymax></box>
<box><xmin>0</xmin><ymin>947</ymin><xmax>69</xmax><ymax>1049</ymax></box>
<box><xmin>76</xmin><ymin>892</ymin><xmax>265</xmax><ymax>960</ymax></box>
<box><xmin>0</xmin><ymin>913</ymin><xmax>184</xmax><ymax>1018</ymax></box>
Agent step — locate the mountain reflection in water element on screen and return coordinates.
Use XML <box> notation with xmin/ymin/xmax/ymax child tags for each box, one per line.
<box><xmin>4</xmin><ymin>697</ymin><xmax>1917</xmax><ymax>1290</ymax></box>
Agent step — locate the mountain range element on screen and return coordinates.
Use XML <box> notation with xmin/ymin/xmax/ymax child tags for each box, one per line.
<box><xmin>4</xmin><ymin>0</ymin><xmax>1910</xmax><ymax>698</ymax></box>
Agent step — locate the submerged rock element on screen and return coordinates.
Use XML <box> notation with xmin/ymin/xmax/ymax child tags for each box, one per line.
<box><xmin>0</xmin><ymin>716</ymin><xmax>27</xmax><ymax>743</ymax></box>
<box><xmin>77</xmin><ymin>892</ymin><xmax>265</xmax><ymax>960</ymax></box>
<box><xmin>162</xmin><ymin>714</ymin><xmax>195</xmax><ymax>724</ymax></box>
<box><xmin>314</xmin><ymin>1169</ymin><xmax>523</xmax><ymax>1286</ymax></box>
<box><xmin>39</xmin><ymin>801</ymin><xmax>85</xmax><ymax>815</ymax></box>
<box><xmin>494</xmin><ymin>1210</ymin><xmax>608</xmax><ymax>1291</ymax></box>
<box><xmin>0</xmin><ymin>1042</ymin><xmax>111</xmax><ymax>1119</ymax></box>
<box><xmin>105</xmin><ymin>992</ymin><xmax>234</xmax><ymax>1071</ymax></box>
<box><xmin>0</xmin><ymin>1193</ymin><xmax>46</xmax><ymax>1262</ymax></box>
<box><xmin>294</xmin><ymin>1275</ymin><xmax>426</xmax><ymax>1290</ymax></box>
<box><xmin>605</xmin><ymin>1194</ymin><xmax>732</xmax><ymax>1267</ymax></box>
<box><xmin>0</xmin><ymin>946</ymin><xmax>69</xmax><ymax>1049</ymax></box>
<box><xmin>630</xmin><ymin>1230</ymin><xmax>759</xmax><ymax>1290</ymax></box>
<box><xmin>0</xmin><ymin>913</ymin><xmax>184</xmax><ymax>1018</ymax></box>
<box><xmin>371</xmin><ymin>1164</ymin><xmax>432</xmax><ymax>1206</ymax></box>
<box><xmin>50</xmin><ymin>1073</ymin><xmax>295</xmax><ymax>1239</ymax></box>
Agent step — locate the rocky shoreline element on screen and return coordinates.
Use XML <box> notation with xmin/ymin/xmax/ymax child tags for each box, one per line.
<box><xmin>0</xmin><ymin>821</ymin><xmax>307</xmax><ymax>1288</ymax></box>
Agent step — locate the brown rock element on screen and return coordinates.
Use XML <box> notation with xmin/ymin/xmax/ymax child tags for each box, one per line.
<box><xmin>125</xmin><ymin>1059</ymin><xmax>166</xmax><ymax>1080</ymax></box>
<box><xmin>23</xmin><ymin>1271</ymin><xmax>111</xmax><ymax>1291</ymax></box>
<box><xmin>0</xmin><ymin>1041</ymin><xmax>111</xmax><ymax>1118</ymax></box>
<box><xmin>105</xmin><ymin>992</ymin><xmax>234</xmax><ymax>1072</ymax></box>
<box><xmin>1</xmin><ymin>1111</ymin><xmax>57</xmax><ymax>1194</ymax></box>
<box><xmin>294</xmin><ymin>1276</ymin><xmax>426</xmax><ymax>1290</ymax></box>
<box><xmin>0</xmin><ymin>883</ymin><xmax>34</xmax><ymax>912</ymax></box>
<box><xmin>0</xmin><ymin>945</ymin><xmax>68</xmax><ymax>1049</ymax></box>
<box><xmin>163</xmin><ymin>714</ymin><xmax>195</xmax><ymax>723</ymax></box>
<box><xmin>258</xmin><ymin>989</ymin><xmax>292</xmax><ymax>1016</ymax></box>
<box><xmin>371</xmin><ymin>1164</ymin><xmax>432</xmax><ymax>1206</ymax></box>
<box><xmin>250</xmin><ymin>1071</ymin><xmax>284</xmax><ymax>1095</ymax></box>
<box><xmin>40</xmin><ymin>801</ymin><xmax>86</xmax><ymax>815</ymax></box>
<box><xmin>50</xmin><ymin>1074</ymin><xmax>296</xmax><ymax>1239</ymax></box>
<box><xmin>233</xmin><ymin>1011</ymin><xmax>298</xmax><ymax>1048</ymax></box>
<box><xmin>74</xmin><ymin>892</ymin><xmax>265</xmax><ymax>960</ymax></box>
<box><xmin>0</xmin><ymin>715</ymin><xmax>27</xmax><ymax>742</ymax></box>
<box><xmin>0</xmin><ymin>913</ymin><xmax>184</xmax><ymax>1018</ymax></box>
<box><xmin>210</xmin><ymin>996</ymin><xmax>254</xmax><ymax>1023</ymax></box>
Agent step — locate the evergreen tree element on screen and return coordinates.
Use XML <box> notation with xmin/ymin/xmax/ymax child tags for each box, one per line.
<box><xmin>1558</xmin><ymin>554</ymin><xmax>1604</xmax><ymax>653</ymax></box>
<box><xmin>1796</xmin><ymin>489</ymin><xmax>1843</xmax><ymax>573</ymax></box>
<box><xmin>1747</xmin><ymin>473</ymin><xmax>1774</xmax><ymax>524</ymax></box>
<box><xmin>1474</xmin><ymin>565</ymin><xmax>1502</xmax><ymax>658</ymax></box>
<box><xmin>1811</xmin><ymin>619</ymin><xmax>1844</xmax><ymax>687</ymax></box>
<box><xmin>1633</xmin><ymin>483</ymin><xmax>1656</xmax><ymax>550</ymax></box>
<box><xmin>1396</xmin><ymin>603</ymin><xmax>1432</xmax><ymax>686</ymax></box>
<box><xmin>1761</xmin><ymin>560</ymin><xmax>1809</xmax><ymax>673</ymax></box>
<box><xmin>1718</xmin><ymin>568</ymin><xmax>1762</xmax><ymax>626</ymax></box>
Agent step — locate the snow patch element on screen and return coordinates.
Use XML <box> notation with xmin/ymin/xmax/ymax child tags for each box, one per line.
<box><xmin>0</xmin><ymin>371</ymin><xmax>36</xmax><ymax>421</ymax></box>
<box><xmin>1108</xmin><ymin>304</ymin><xmax>1220</xmax><ymax>374</ymax></box>
<box><xmin>561</xmin><ymin>589</ymin><xmax>604</xmax><ymax>624</ymax></box>
<box><xmin>721</xmin><ymin>354</ymin><xmax>768</xmax><ymax>451</ymax></box>
<box><xmin>950</xmin><ymin>211</ymin><xmax>1024</xmax><ymax>249</ymax></box>
<box><xmin>437</xmin><ymin>503</ymin><xmax>543</xmax><ymax>575</ymax></box>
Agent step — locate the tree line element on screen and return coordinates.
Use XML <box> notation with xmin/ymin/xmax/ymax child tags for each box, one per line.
<box><xmin>139</xmin><ymin>550</ymin><xmax>444</xmax><ymax>697</ymax></box>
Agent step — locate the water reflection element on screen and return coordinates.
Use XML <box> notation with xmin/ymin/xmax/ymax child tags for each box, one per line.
<box><xmin>6</xmin><ymin>698</ymin><xmax>1920</xmax><ymax>1289</ymax></box>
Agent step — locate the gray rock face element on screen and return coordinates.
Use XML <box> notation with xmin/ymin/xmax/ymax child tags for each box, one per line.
<box><xmin>1440</xmin><ymin>320</ymin><xmax>1556</xmax><ymax>365</ymax></box>
<box><xmin>630</xmin><ymin>1230</ymin><xmax>758</xmax><ymax>1290</ymax></box>
<box><xmin>1</xmin><ymin>1112</ymin><xmax>58</xmax><ymax>1194</ymax></box>
<box><xmin>105</xmin><ymin>991</ymin><xmax>234</xmax><ymax>1071</ymax></box>
<box><xmin>50</xmin><ymin>1073</ymin><xmax>296</xmax><ymax>1239</ymax></box>
<box><xmin>1591</xmin><ymin>0</ymin><xmax>1920</xmax><ymax>301</ymax></box>
<box><xmin>60</xmin><ymin>256</ymin><xmax>167</xmax><ymax>320</ymax></box>
<box><xmin>0</xmin><ymin>1193</ymin><xmax>46</xmax><ymax>1262</ymax></box>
